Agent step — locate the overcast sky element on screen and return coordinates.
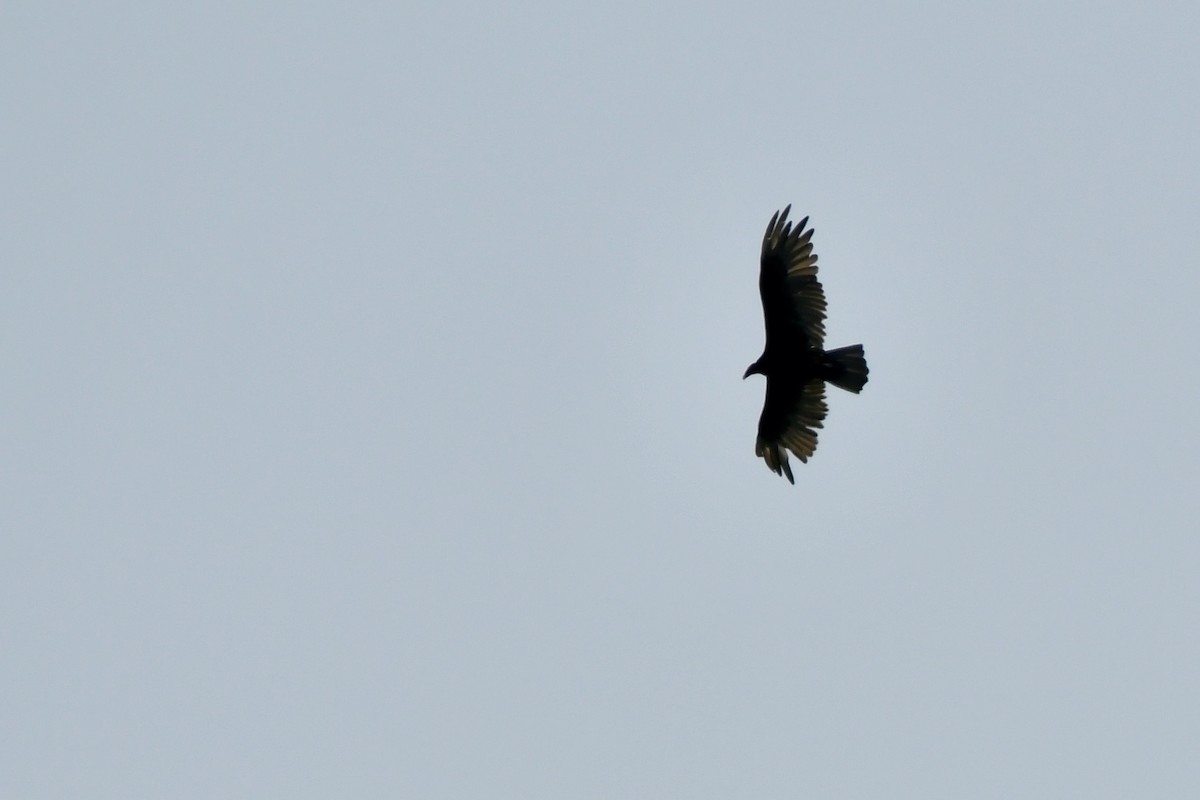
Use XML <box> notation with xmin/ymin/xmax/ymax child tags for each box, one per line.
<box><xmin>4</xmin><ymin>1</ymin><xmax>1199</xmax><ymax>797</ymax></box>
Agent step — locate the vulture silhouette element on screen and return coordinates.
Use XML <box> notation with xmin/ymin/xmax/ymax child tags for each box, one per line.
<box><xmin>744</xmin><ymin>206</ymin><xmax>868</xmax><ymax>482</ymax></box>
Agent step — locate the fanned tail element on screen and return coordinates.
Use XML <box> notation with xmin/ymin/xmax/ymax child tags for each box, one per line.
<box><xmin>823</xmin><ymin>345</ymin><xmax>869</xmax><ymax>393</ymax></box>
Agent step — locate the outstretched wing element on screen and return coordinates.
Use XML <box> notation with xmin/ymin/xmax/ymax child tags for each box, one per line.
<box><xmin>760</xmin><ymin>205</ymin><xmax>827</xmax><ymax>350</ymax></box>
<box><xmin>755</xmin><ymin>376</ymin><xmax>828</xmax><ymax>484</ymax></box>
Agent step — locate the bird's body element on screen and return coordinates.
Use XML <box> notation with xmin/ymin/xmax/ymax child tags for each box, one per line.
<box><xmin>744</xmin><ymin>206</ymin><xmax>868</xmax><ymax>482</ymax></box>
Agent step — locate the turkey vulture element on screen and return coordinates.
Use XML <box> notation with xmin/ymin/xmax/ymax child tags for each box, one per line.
<box><xmin>744</xmin><ymin>206</ymin><xmax>868</xmax><ymax>482</ymax></box>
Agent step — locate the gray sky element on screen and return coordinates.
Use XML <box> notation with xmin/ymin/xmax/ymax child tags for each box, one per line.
<box><xmin>4</xmin><ymin>1</ymin><xmax>1199</xmax><ymax>797</ymax></box>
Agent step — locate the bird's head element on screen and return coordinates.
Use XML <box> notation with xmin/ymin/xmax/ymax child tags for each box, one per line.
<box><xmin>743</xmin><ymin>359</ymin><xmax>764</xmax><ymax>380</ymax></box>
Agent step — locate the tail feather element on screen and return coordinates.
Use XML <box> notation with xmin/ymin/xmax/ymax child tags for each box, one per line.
<box><xmin>823</xmin><ymin>344</ymin><xmax>868</xmax><ymax>393</ymax></box>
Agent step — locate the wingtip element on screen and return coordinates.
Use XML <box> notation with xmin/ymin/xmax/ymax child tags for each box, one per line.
<box><xmin>757</xmin><ymin>438</ymin><xmax>798</xmax><ymax>484</ymax></box>
<box><xmin>777</xmin><ymin>204</ymin><xmax>792</xmax><ymax>230</ymax></box>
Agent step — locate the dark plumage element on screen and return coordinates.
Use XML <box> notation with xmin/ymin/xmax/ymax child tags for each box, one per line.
<box><xmin>744</xmin><ymin>206</ymin><xmax>868</xmax><ymax>482</ymax></box>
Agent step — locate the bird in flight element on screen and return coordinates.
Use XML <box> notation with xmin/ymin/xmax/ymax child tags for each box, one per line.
<box><xmin>744</xmin><ymin>206</ymin><xmax>868</xmax><ymax>482</ymax></box>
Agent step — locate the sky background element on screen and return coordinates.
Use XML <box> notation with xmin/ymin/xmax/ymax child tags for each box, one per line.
<box><xmin>4</xmin><ymin>1</ymin><xmax>1199</xmax><ymax>797</ymax></box>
